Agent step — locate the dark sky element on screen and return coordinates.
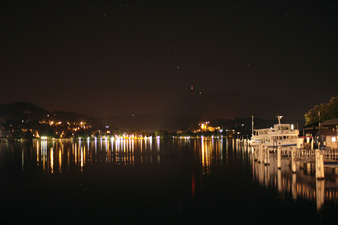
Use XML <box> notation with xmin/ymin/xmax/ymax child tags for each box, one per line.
<box><xmin>1</xmin><ymin>0</ymin><xmax>338</xmax><ymax>121</ymax></box>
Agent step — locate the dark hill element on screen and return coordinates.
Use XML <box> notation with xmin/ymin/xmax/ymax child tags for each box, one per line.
<box><xmin>0</xmin><ymin>102</ymin><xmax>47</xmax><ymax>121</ymax></box>
<box><xmin>161</xmin><ymin>90</ymin><xmax>314</xmax><ymax>121</ymax></box>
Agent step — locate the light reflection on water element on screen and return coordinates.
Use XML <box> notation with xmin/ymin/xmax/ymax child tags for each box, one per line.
<box><xmin>1</xmin><ymin>138</ymin><xmax>338</xmax><ymax>224</ymax></box>
<box><xmin>9</xmin><ymin>138</ymin><xmax>338</xmax><ymax>210</ymax></box>
<box><xmin>30</xmin><ymin>138</ymin><xmax>162</xmax><ymax>173</ymax></box>
<box><xmin>237</xmin><ymin>139</ymin><xmax>338</xmax><ymax>212</ymax></box>
<box><xmin>198</xmin><ymin>137</ymin><xmax>224</xmax><ymax>174</ymax></box>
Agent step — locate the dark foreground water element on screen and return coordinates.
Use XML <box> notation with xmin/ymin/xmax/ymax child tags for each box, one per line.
<box><xmin>0</xmin><ymin>138</ymin><xmax>338</xmax><ymax>225</ymax></box>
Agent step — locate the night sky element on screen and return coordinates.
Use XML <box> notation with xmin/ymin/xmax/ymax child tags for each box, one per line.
<box><xmin>1</xmin><ymin>1</ymin><xmax>338</xmax><ymax>125</ymax></box>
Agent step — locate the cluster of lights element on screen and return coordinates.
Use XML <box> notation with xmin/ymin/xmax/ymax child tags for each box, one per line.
<box><xmin>178</xmin><ymin>136</ymin><xmax>191</xmax><ymax>140</ymax></box>
<box><xmin>200</xmin><ymin>122</ymin><xmax>208</xmax><ymax>130</ymax></box>
<box><xmin>174</xmin><ymin>135</ymin><xmax>224</xmax><ymax>140</ymax></box>
<box><xmin>83</xmin><ymin>135</ymin><xmax>156</xmax><ymax>141</ymax></box>
<box><xmin>193</xmin><ymin>121</ymin><xmax>221</xmax><ymax>133</ymax></box>
<box><xmin>37</xmin><ymin>133</ymin><xmax>158</xmax><ymax>141</ymax></box>
<box><xmin>40</xmin><ymin>118</ymin><xmax>90</xmax><ymax>129</ymax></box>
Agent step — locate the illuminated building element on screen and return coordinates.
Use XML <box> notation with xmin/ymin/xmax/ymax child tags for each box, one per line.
<box><xmin>194</xmin><ymin>121</ymin><xmax>221</xmax><ymax>133</ymax></box>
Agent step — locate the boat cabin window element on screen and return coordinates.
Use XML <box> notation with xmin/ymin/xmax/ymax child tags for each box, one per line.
<box><xmin>278</xmin><ymin>125</ymin><xmax>290</xmax><ymax>131</ymax></box>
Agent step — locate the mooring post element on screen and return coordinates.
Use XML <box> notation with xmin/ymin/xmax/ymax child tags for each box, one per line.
<box><xmin>291</xmin><ymin>147</ymin><xmax>296</xmax><ymax>173</ymax></box>
<box><xmin>258</xmin><ymin>144</ymin><xmax>263</xmax><ymax>163</ymax></box>
<box><xmin>315</xmin><ymin>150</ymin><xmax>325</xmax><ymax>179</ymax></box>
<box><xmin>277</xmin><ymin>146</ymin><xmax>281</xmax><ymax>169</ymax></box>
<box><xmin>264</xmin><ymin>145</ymin><xmax>268</xmax><ymax>165</ymax></box>
<box><xmin>265</xmin><ymin>146</ymin><xmax>270</xmax><ymax>165</ymax></box>
<box><xmin>247</xmin><ymin>135</ymin><xmax>249</xmax><ymax>148</ymax></box>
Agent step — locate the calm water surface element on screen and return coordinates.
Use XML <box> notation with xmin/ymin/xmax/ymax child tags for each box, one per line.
<box><xmin>0</xmin><ymin>138</ymin><xmax>338</xmax><ymax>225</ymax></box>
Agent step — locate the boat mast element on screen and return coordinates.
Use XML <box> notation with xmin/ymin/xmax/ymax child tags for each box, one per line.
<box><xmin>252</xmin><ymin>115</ymin><xmax>254</xmax><ymax>137</ymax></box>
<box><xmin>277</xmin><ymin>115</ymin><xmax>283</xmax><ymax>125</ymax></box>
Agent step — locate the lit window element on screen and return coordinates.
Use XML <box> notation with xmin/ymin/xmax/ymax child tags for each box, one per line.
<box><xmin>332</xmin><ymin>137</ymin><xmax>337</xmax><ymax>142</ymax></box>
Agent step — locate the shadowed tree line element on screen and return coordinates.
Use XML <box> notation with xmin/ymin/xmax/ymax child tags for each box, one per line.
<box><xmin>305</xmin><ymin>97</ymin><xmax>338</xmax><ymax>126</ymax></box>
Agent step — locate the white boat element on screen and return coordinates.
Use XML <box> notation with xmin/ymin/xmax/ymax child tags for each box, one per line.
<box><xmin>250</xmin><ymin>116</ymin><xmax>303</xmax><ymax>149</ymax></box>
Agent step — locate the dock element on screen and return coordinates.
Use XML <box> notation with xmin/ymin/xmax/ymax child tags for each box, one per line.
<box><xmin>235</xmin><ymin>139</ymin><xmax>338</xmax><ymax>211</ymax></box>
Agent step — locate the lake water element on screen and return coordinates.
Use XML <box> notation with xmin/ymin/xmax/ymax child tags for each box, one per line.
<box><xmin>0</xmin><ymin>138</ymin><xmax>338</xmax><ymax>224</ymax></box>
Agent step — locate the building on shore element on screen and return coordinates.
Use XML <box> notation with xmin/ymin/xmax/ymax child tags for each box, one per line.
<box><xmin>316</xmin><ymin>119</ymin><xmax>338</xmax><ymax>150</ymax></box>
<box><xmin>193</xmin><ymin>121</ymin><xmax>221</xmax><ymax>134</ymax></box>
<box><xmin>305</xmin><ymin>119</ymin><xmax>338</xmax><ymax>150</ymax></box>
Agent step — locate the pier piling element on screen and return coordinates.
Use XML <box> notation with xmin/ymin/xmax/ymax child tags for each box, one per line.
<box><xmin>258</xmin><ymin>144</ymin><xmax>264</xmax><ymax>163</ymax></box>
<box><xmin>315</xmin><ymin>150</ymin><xmax>325</xmax><ymax>180</ymax></box>
<box><xmin>291</xmin><ymin>147</ymin><xmax>297</xmax><ymax>173</ymax></box>
<box><xmin>277</xmin><ymin>146</ymin><xmax>281</xmax><ymax>169</ymax></box>
<box><xmin>264</xmin><ymin>145</ymin><xmax>270</xmax><ymax>165</ymax></box>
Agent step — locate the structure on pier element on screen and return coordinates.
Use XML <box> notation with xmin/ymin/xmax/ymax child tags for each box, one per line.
<box><xmin>303</xmin><ymin>119</ymin><xmax>338</xmax><ymax>151</ymax></box>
